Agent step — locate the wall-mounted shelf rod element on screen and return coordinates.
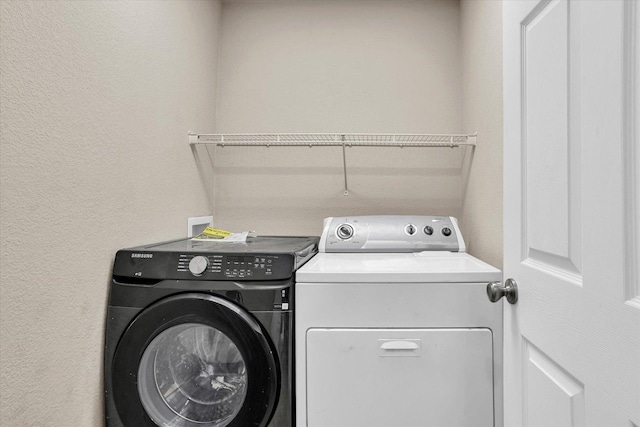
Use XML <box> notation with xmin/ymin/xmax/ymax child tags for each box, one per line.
<box><xmin>188</xmin><ymin>132</ymin><xmax>477</xmax><ymax>148</ymax></box>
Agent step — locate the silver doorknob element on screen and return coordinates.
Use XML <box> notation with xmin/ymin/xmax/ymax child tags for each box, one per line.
<box><xmin>487</xmin><ymin>278</ymin><xmax>518</xmax><ymax>304</ymax></box>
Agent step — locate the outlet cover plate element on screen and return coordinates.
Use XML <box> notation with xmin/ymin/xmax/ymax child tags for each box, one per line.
<box><xmin>187</xmin><ymin>216</ymin><xmax>213</xmax><ymax>238</ymax></box>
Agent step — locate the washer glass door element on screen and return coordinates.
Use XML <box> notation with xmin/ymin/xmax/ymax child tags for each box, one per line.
<box><xmin>111</xmin><ymin>293</ymin><xmax>280</xmax><ymax>427</ymax></box>
<box><xmin>137</xmin><ymin>323</ymin><xmax>247</xmax><ymax>427</ymax></box>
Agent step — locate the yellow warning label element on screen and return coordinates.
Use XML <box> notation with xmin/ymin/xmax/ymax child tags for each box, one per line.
<box><xmin>194</xmin><ymin>227</ymin><xmax>232</xmax><ymax>240</ymax></box>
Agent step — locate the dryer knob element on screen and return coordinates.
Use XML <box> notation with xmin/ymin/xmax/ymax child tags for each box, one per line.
<box><xmin>336</xmin><ymin>224</ymin><xmax>354</xmax><ymax>240</ymax></box>
<box><xmin>189</xmin><ymin>256</ymin><xmax>209</xmax><ymax>276</ymax></box>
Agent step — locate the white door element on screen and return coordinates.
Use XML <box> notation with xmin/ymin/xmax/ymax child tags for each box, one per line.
<box><xmin>503</xmin><ymin>1</ymin><xmax>640</xmax><ymax>426</ymax></box>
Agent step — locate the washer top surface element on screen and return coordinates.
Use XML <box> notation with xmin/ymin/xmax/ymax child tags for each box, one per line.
<box><xmin>296</xmin><ymin>251</ymin><xmax>501</xmax><ymax>283</ymax></box>
<box><xmin>113</xmin><ymin>236</ymin><xmax>319</xmax><ymax>281</ymax></box>
<box><xmin>131</xmin><ymin>235</ymin><xmax>318</xmax><ymax>254</ymax></box>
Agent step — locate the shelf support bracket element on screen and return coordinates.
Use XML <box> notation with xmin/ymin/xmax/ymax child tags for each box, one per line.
<box><xmin>341</xmin><ymin>135</ymin><xmax>349</xmax><ymax>196</ymax></box>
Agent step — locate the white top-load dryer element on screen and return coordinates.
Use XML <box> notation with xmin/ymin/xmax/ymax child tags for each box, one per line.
<box><xmin>295</xmin><ymin>216</ymin><xmax>503</xmax><ymax>427</ymax></box>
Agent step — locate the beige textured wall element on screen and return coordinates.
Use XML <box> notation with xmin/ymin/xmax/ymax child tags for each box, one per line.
<box><xmin>210</xmin><ymin>0</ymin><xmax>464</xmax><ymax>236</ymax></box>
<box><xmin>0</xmin><ymin>1</ymin><xmax>221</xmax><ymax>425</ymax></box>
<box><xmin>460</xmin><ymin>0</ymin><xmax>503</xmax><ymax>269</ymax></box>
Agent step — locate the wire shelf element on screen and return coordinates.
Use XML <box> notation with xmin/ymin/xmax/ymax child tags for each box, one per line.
<box><xmin>188</xmin><ymin>132</ymin><xmax>477</xmax><ymax>195</ymax></box>
<box><xmin>188</xmin><ymin>132</ymin><xmax>476</xmax><ymax>147</ymax></box>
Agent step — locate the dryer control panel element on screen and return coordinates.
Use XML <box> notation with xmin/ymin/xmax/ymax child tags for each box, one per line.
<box><xmin>319</xmin><ymin>215</ymin><xmax>466</xmax><ymax>253</ymax></box>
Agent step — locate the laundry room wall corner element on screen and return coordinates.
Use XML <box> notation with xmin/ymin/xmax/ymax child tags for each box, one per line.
<box><xmin>0</xmin><ymin>1</ymin><xmax>221</xmax><ymax>425</ymax></box>
<box><xmin>459</xmin><ymin>0</ymin><xmax>504</xmax><ymax>270</ymax></box>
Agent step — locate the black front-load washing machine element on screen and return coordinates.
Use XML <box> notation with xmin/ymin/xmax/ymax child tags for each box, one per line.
<box><xmin>104</xmin><ymin>236</ymin><xmax>318</xmax><ymax>427</ymax></box>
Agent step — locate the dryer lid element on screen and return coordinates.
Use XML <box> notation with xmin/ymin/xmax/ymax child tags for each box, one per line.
<box><xmin>296</xmin><ymin>252</ymin><xmax>501</xmax><ymax>283</ymax></box>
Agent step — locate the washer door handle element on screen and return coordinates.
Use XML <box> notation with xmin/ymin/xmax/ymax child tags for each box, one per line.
<box><xmin>487</xmin><ymin>279</ymin><xmax>518</xmax><ymax>304</ymax></box>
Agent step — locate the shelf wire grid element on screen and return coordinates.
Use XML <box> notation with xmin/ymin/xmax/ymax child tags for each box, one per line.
<box><xmin>189</xmin><ymin>133</ymin><xmax>475</xmax><ymax>147</ymax></box>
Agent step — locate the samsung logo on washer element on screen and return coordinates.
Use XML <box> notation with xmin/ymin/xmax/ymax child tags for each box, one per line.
<box><xmin>131</xmin><ymin>253</ymin><xmax>153</xmax><ymax>259</ymax></box>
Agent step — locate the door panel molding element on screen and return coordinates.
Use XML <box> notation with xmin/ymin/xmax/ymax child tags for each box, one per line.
<box><xmin>523</xmin><ymin>339</ymin><xmax>585</xmax><ymax>427</ymax></box>
<box><xmin>522</xmin><ymin>250</ymin><xmax>581</xmax><ymax>286</ymax></box>
<box><xmin>520</xmin><ymin>0</ymin><xmax>582</xmax><ymax>284</ymax></box>
<box><xmin>623</xmin><ymin>0</ymin><xmax>640</xmax><ymax>307</ymax></box>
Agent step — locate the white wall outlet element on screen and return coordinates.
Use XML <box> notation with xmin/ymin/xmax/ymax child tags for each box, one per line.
<box><xmin>187</xmin><ymin>216</ymin><xmax>213</xmax><ymax>238</ymax></box>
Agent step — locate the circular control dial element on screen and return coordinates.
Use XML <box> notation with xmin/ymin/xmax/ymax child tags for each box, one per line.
<box><xmin>188</xmin><ymin>256</ymin><xmax>209</xmax><ymax>276</ymax></box>
<box><xmin>441</xmin><ymin>227</ymin><xmax>452</xmax><ymax>237</ymax></box>
<box><xmin>405</xmin><ymin>224</ymin><xmax>417</xmax><ymax>236</ymax></box>
<box><xmin>423</xmin><ymin>226</ymin><xmax>434</xmax><ymax>235</ymax></box>
<box><xmin>336</xmin><ymin>224</ymin><xmax>354</xmax><ymax>240</ymax></box>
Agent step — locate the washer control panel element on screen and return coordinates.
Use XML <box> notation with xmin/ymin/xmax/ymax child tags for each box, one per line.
<box><xmin>177</xmin><ymin>253</ymin><xmax>288</xmax><ymax>279</ymax></box>
<box><xmin>319</xmin><ymin>215</ymin><xmax>466</xmax><ymax>253</ymax></box>
<box><xmin>113</xmin><ymin>236</ymin><xmax>318</xmax><ymax>282</ymax></box>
